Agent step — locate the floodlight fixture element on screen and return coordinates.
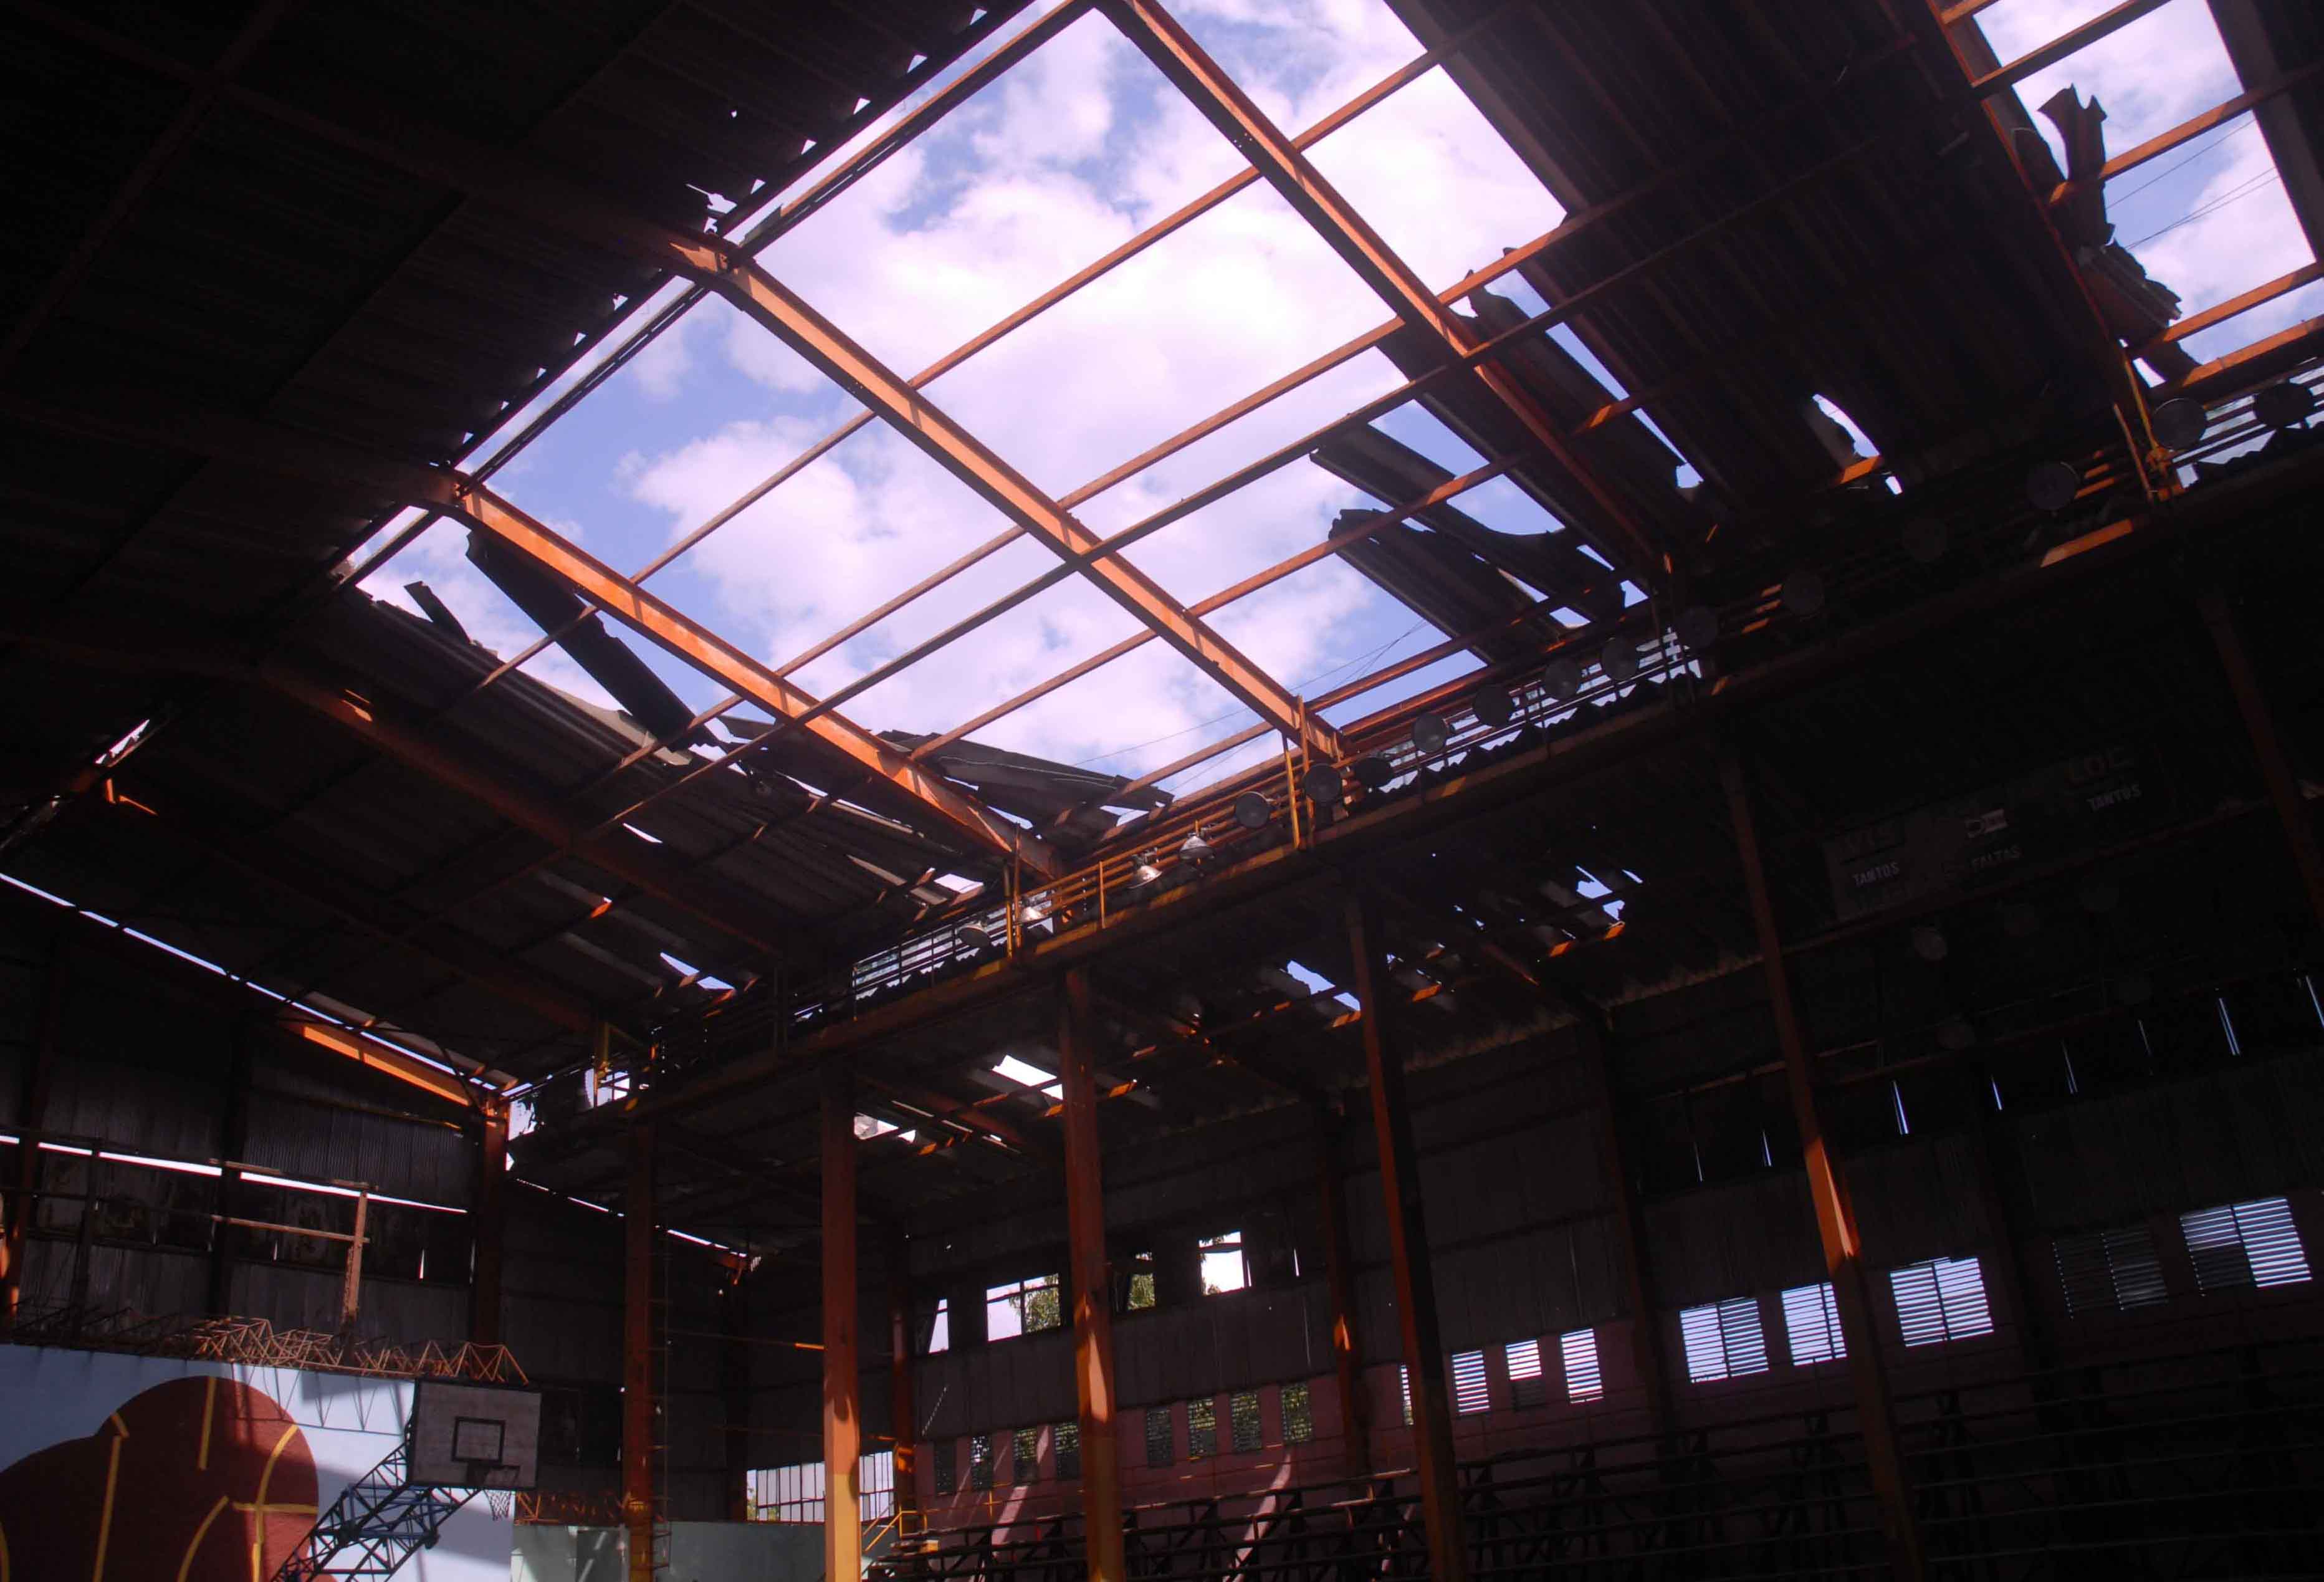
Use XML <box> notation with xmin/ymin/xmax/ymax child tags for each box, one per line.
<box><xmin>1910</xmin><ymin>925</ymin><xmax>1947</xmax><ymax>962</ymax></box>
<box><xmin>1302</xmin><ymin>764</ymin><xmax>1344</xmax><ymax>807</ymax></box>
<box><xmin>1351</xmin><ymin>755</ymin><xmax>1394</xmax><ymax>790</ymax></box>
<box><xmin>2026</xmin><ymin>461</ymin><xmax>2080</xmax><ymax>512</ymax></box>
<box><xmin>1600</xmin><ymin>638</ymin><xmax>1638</xmax><ymax>683</ymax></box>
<box><xmin>1411</xmin><ymin>712</ymin><xmax>1450</xmax><ymax>756</ymax></box>
<box><xmin>2149</xmin><ymin>396</ymin><xmax>2207</xmax><ymax>450</ymax></box>
<box><xmin>1541</xmin><ymin>659</ymin><xmax>1584</xmax><ymax>699</ymax></box>
<box><xmin>1901</xmin><ymin>519</ymin><xmax>1947</xmax><ymax>564</ymax></box>
<box><xmin>1233</xmin><ymin>792</ymin><xmax>1272</xmax><ymax>829</ymax></box>
<box><xmin>1781</xmin><ymin>571</ymin><xmax>1825</xmax><ymax>616</ymax></box>
<box><xmin>1673</xmin><ymin>606</ymin><xmax>1718</xmax><ymax>652</ymax></box>
<box><xmin>1470</xmin><ymin>686</ymin><xmax>1514</xmax><ymax>728</ymax></box>
<box><xmin>2254</xmin><ymin>380</ymin><xmax>2315</xmax><ymax>429</ymax></box>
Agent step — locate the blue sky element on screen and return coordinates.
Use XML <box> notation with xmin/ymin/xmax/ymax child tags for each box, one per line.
<box><xmin>360</xmin><ymin>0</ymin><xmax>2315</xmax><ymax>804</ymax></box>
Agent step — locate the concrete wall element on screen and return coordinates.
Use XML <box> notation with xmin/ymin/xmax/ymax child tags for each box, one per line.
<box><xmin>0</xmin><ymin>1343</ymin><xmax>510</xmax><ymax>1578</ymax></box>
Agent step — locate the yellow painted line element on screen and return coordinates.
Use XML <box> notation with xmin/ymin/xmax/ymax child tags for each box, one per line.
<box><xmin>90</xmin><ymin>1434</ymin><xmax>123</xmax><ymax>1581</ymax></box>
<box><xmin>175</xmin><ymin>1497</ymin><xmax>227</xmax><ymax>1582</ymax></box>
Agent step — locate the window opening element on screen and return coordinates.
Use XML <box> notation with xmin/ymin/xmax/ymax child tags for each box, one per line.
<box><xmin>2181</xmin><ymin>1197</ymin><xmax>2311</xmax><ymax>1291</ymax></box>
<box><xmin>1144</xmin><ymin>1406</ymin><xmax>1172</xmax><ymax>1468</ymax></box>
<box><xmin>986</xmin><ymin>1272</ymin><xmax>1061</xmax><ymax>1339</ymax></box>
<box><xmin>927</xmin><ymin>1295</ymin><xmax>950</xmax><ymax>1354</ymax></box>
<box><xmin>1281</xmin><ymin>1382</ymin><xmax>1313</xmax><ymax>1444</ymax></box>
<box><xmin>1680</xmin><ymin>1297</ymin><xmax>1770</xmax><ymax>1381</ymax></box>
<box><xmin>1560</xmin><ymin>1329</ymin><xmax>1604</xmax><ymax>1402</ymax></box>
<box><xmin>932</xmin><ymin>1439</ymin><xmax>957</xmax><ymax>1495</ymax></box>
<box><xmin>968</xmin><ymin>1434</ymin><xmax>993</xmax><ymax>1490</ymax></box>
<box><xmin>1506</xmin><ymin>1338</ymin><xmax>1546</xmax><ymax>1408</ymax></box>
<box><xmin>1451</xmin><ymin>1349</ymin><xmax>1490</xmax><ymax>1414</ymax></box>
<box><xmin>1399</xmin><ymin>1364</ymin><xmax>1412</xmax><ymax>1425</ymax></box>
<box><xmin>1187</xmin><ymin>1397</ymin><xmax>1217</xmax><ymax>1459</ymax></box>
<box><xmin>1781</xmin><ymin>1282</ymin><xmax>1847</xmax><ymax>1366</ymax></box>
<box><xmin>1890</xmin><ymin>1257</ymin><xmax>1995</xmax><ymax>1346</ymax></box>
<box><xmin>1056</xmin><ymin>1420</ymin><xmax>1080</xmax><ymax>1480</ymax></box>
<box><xmin>1011</xmin><ymin>1426</ymin><xmax>1039</xmax><ymax>1484</ymax></box>
<box><xmin>1199</xmin><ymin>1230</ymin><xmax>1248</xmax><ymax>1294</ymax></box>
<box><xmin>2055</xmin><ymin>1224</ymin><xmax>2169</xmax><ymax>1314</ymax></box>
<box><xmin>1230</xmin><ymin>1389</ymin><xmax>1261</xmax><ymax>1452</ymax></box>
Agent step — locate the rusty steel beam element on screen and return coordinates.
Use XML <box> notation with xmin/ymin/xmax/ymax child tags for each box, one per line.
<box><xmin>623</xmin><ymin>1124</ymin><xmax>657</xmax><ymax>1582</ymax></box>
<box><xmin>1059</xmin><ymin>967</ymin><xmax>1129</xmax><ymax>1582</ymax></box>
<box><xmin>1720</xmin><ymin>747</ymin><xmax>1925</xmax><ymax>1582</ymax></box>
<box><xmin>1314</xmin><ymin>1106</ymin><xmax>1368</xmax><ymax>1475</ymax></box>
<box><xmin>661</xmin><ymin>249</ymin><xmax>1337</xmax><ymax>761</ymax></box>
<box><xmin>823</xmin><ymin>1065</ymin><xmax>864</xmax><ymax>1582</ymax></box>
<box><xmin>2198</xmin><ymin>589</ymin><xmax>2324</xmax><ymax>931</ymax></box>
<box><xmin>471</xmin><ymin>1103</ymin><xmax>510</xmax><ymax>1345</ymax></box>
<box><xmin>1970</xmin><ymin>0</ymin><xmax>2174</xmax><ymax>95</ymax></box>
<box><xmin>442</xmin><ymin>480</ymin><xmax>1064</xmax><ymax>875</ymax></box>
<box><xmin>0</xmin><ymin>390</ymin><xmax>1058</xmax><ymax>879</ymax></box>
<box><xmin>887</xmin><ymin>1235</ymin><xmax>920</xmax><ymax>1531</ymax></box>
<box><xmin>2097</xmin><ymin>59</ymin><xmax>2324</xmax><ymax>183</ymax></box>
<box><xmin>0</xmin><ymin>944</ymin><xmax>65</xmax><ymax>1329</ymax></box>
<box><xmin>98</xmin><ymin>775</ymin><xmax>628</xmax><ymax>1042</ymax></box>
<box><xmin>1108</xmin><ymin>0</ymin><xmax>1659</xmax><ymax>577</ymax></box>
<box><xmin>2141</xmin><ymin>261</ymin><xmax>2324</xmax><ymax>356</ymax></box>
<box><xmin>1344</xmin><ymin>888</ymin><xmax>1468</xmax><ymax>1582</ymax></box>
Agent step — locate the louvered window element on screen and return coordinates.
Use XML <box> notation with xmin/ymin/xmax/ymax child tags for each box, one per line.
<box><xmin>1399</xmin><ymin>1364</ymin><xmax>1412</xmax><ymax>1425</ymax></box>
<box><xmin>1011</xmin><ymin>1425</ymin><xmax>1040</xmax><ymax>1484</ymax></box>
<box><xmin>1506</xmin><ymin>1338</ymin><xmax>1546</xmax><ymax>1408</ymax></box>
<box><xmin>968</xmin><ymin>1433</ymin><xmax>993</xmax><ymax>1490</ymax></box>
<box><xmin>1451</xmin><ymin>1349</ymin><xmax>1490</xmax><ymax>1414</ymax></box>
<box><xmin>932</xmin><ymin>1438</ymin><xmax>957</xmax><ymax>1495</ymax></box>
<box><xmin>1890</xmin><ymin>1257</ymin><xmax>1994</xmax><ymax>1346</ymax></box>
<box><xmin>1144</xmin><ymin>1406</ymin><xmax>1173</xmax><ymax>1468</ymax></box>
<box><xmin>1280</xmin><ymin>1382</ymin><xmax>1313</xmax><ymax>1444</ymax></box>
<box><xmin>1680</xmin><ymin>1297</ymin><xmax>1770</xmax><ymax>1381</ymax></box>
<box><xmin>2054</xmin><ymin>1224</ymin><xmax>2169</xmax><ymax>1314</ymax></box>
<box><xmin>1229</xmin><ymin>1389</ymin><xmax>1261</xmax><ymax>1452</ymax></box>
<box><xmin>1781</xmin><ymin>1282</ymin><xmax>1847</xmax><ymax>1365</ymax></box>
<box><xmin>1055</xmin><ymin>1421</ymin><xmax>1079</xmax><ymax>1480</ymax></box>
<box><xmin>1187</xmin><ymin>1397</ymin><xmax>1217</xmax><ymax>1459</ymax></box>
<box><xmin>2180</xmin><ymin>1197</ymin><xmax>2311</xmax><ymax>1292</ymax></box>
<box><xmin>1561</xmin><ymin>1329</ymin><xmax>1604</xmax><ymax>1402</ymax></box>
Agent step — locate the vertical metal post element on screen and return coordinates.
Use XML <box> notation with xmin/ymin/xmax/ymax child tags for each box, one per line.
<box><xmin>724</xmin><ymin>1261</ymin><xmax>753</xmax><ymax>1522</ymax></box>
<box><xmin>889</xmin><ymin>1233</ymin><xmax>921</xmax><ymax>1536</ymax></box>
<box><xmin>1719</xmin><ymin>747</ymin><xmax>1925</xmax><ymax>1582</ymax></box>
<box><xmin>1059</xmin><ymin>967</ymin><xmax>1127</xmax><ymax>1581</ymax></box>
<box><xmin>4</xmin><ymin>946</ymin><xmax>65</xmax><ymax>1328</ymax></box>
<box><xmin>1314</xmin><ymin>1105</ymin><xmax>1368</xmax><ymax>1474</ymax></box>
<box><xmin>207</xmin><ymin>1021</ymin><xmax>252</xmax><ymax>1318</ymax></box>
<box><xmin>623</xmin><ymin>1123</ymin><xmax>658</xmax><ymax>1582</ymax></box>
<box><xmin>2199</xmin><ymin>588</ymin><xmax>2324</xmax><ymax>931</ymax></box>
<box><xmin>1573</xmin><ymin>1017</ymin><xmax>1676</xmax><ymax>1438</ymax></box>
<box><xmin>470</xmin><ymin>1102</ymin><xmax>509</xmax><ymax>1345</ymax></box>
<box><xmin>340</xmin><ymin>1190</ymin><xmax>370</xmax><ymax>1333</ymax></box>
<box><xmin>1344</xmin><ymin>888</ymin><xmax>1468</xmax><ymax>1582</ymax></box>
<box><xmin>823</xmin><ymin>1065</ymin><xmax>863</xmax><ymax>1582</ymax></box>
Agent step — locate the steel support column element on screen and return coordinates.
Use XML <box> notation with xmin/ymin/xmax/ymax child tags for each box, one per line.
<box><xmin>623</xmin><ymin>1124</ymin><xmax>657</xmax><ymax>1582</ymax></box>
<box><xmin>1719</xmin><ymin>747</ymin><xmax>1925</xmax><ymax>1582</ymax></box>
<box><xmin>889</xmin><ymin>1235</ymin><xmax>921</xmax><ymax>1536</ymax></box>
<box><xmin>724</xmin><ymin>1263</ymin><xmax>752</xmax><ymax>1522</ymax></box>
<box><xmin>1059</xmin><ymin>967</ymin><xmax>1127</xmax><ymax>1582</ymax></box>
<box><xmin>823</xmin><ymin>1065</ymin><xmax>863</xmax><ymax>1582</ymax></box>
<box><xmin>1</xmin><ymin>944</ymin><xmax>64</xmax><ymax>1328</ymax></box>
<box><xmin>1314</xmin><ymin>1105</ymin><xmax>1368</xmax><ymax>1475</ymax></box>
<box><xmin>2199</xmin><ymin>588</ymin><xmax>2324</xmax><ymax>931</ymax></box>
<box><xmin>1572</xmin><ymin>1017</ymin><xmax>1676</xmax><ymax>1438</ymax></box>
<box><xmin>469</xmin><ymin>1102</ymin><xmax>509</xmax><ymax>1346</ymax></box>
<box><xmin>1344</xmin><ymin>889</ymin><xmax>1468</xmax><ymax>1582</ymax></box>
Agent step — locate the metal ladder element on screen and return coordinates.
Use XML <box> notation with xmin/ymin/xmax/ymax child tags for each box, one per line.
<box><xmin>268</xmin><ymin>1426</ymin><xmax>475</xmax><ymax>1581</ymax></box>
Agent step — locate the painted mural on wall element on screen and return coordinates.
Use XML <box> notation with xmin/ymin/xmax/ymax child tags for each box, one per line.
<box><xmin>0</xmin><ymin>1346</ymin><xmax>509</xmax><ymax>1581</ymax></box>
<box><xmin>0</xmin><ymin>1376</ymin><xmax>317</xmax><ymax>1578</ymax></box>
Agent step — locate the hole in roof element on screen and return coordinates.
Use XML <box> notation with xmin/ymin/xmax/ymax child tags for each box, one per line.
<box><xmin>993</xmin><ymin>1053</ymin><xmax>1063</xmax><ymax>1099</ymax></box>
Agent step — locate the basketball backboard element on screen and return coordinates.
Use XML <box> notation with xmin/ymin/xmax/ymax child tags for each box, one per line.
<box><xmin>409</xmin><ymin>1381</ymin><xmax>543</xmax><ymax>1489</ymax></box>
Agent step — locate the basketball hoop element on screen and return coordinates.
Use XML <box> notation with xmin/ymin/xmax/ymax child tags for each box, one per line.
<box><xmin>485</xmin><ymin>1489</ymin><xmax>515</xmax><ymax>1520</ymax></box>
